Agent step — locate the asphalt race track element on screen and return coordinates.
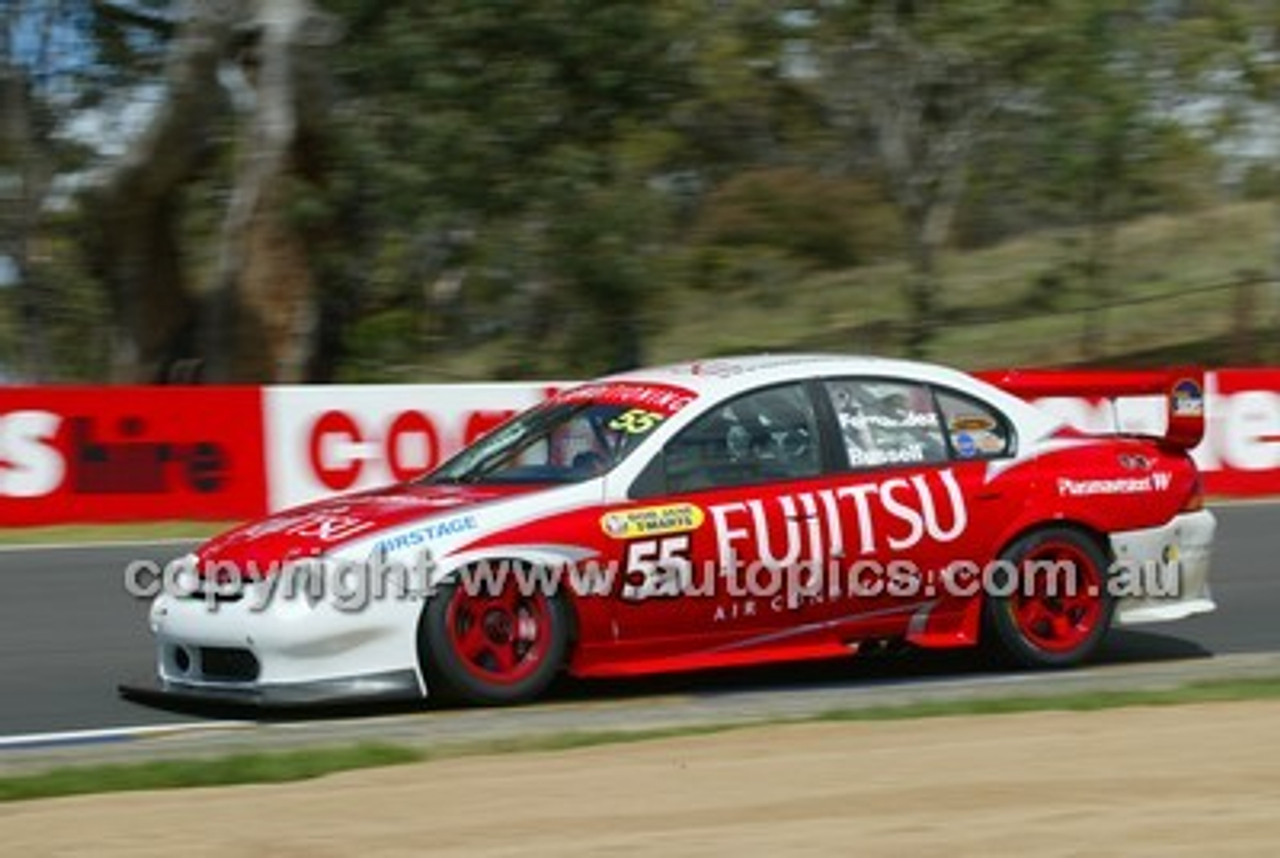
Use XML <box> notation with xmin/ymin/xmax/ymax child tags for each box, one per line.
<box><xmin>0</xmin><ymin>503</ymin><xmax>1276</xmax><ymax>740</ymax></box>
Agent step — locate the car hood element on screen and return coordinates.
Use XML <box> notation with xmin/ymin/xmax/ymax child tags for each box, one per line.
<box><xmin>194</xmin><ymin>482</ymin><xmax>548</xmax><ymax>576</ymax></box>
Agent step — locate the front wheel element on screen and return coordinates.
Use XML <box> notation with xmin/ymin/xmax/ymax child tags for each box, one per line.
<box><xmin>984</xmin><ymin>527</ymin><xmax>1114</xmax><ymax>668</ymax></box>
<box><xmin>418</xmin><ymin>568</ymin><xmax>569</xmax><ymax>705</ymax></box>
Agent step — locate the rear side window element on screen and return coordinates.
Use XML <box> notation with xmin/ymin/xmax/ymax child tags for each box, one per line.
<box><xmin>823</xmin><ymin>379</ymin><xmax>948</xmax><ymax>470</ymax></box>
<box><xmin>935</xmin><ymin>389</ymin><xmax>1014</xmax><ymax>460</ymax></box>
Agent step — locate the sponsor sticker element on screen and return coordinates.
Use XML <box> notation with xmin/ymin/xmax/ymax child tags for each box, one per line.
<box><xmin>601</xmin><ymin>503</ymin><xmax>705</xmax><ymax>539</ymax></box>
<box><xmin>1118</xmin><ymin>453</ymin><xmax>1152</xmax><ymax>471</ymax></box>
<box><xmin>950</xmin><ymin>414</ymin><xmax>995</xmax><ymax>432</ymax></box>
<box><xmin>374</xmin><ymin>514</ymin><xmax>479</xmax><ymax>556</ymax></box>
<box><xmin>1058</xmin><ymin>472</ymin><xmax>1172</xmax><ymax>497</ymax></box>
<box><xmin>973</xmin><ymin>431</ymin><xmax>1006</xmax><ymax>454</ymax></box>
<box><xmin>1171</xmin><ymin>378</ymin><xmax>1204</xmax><ymax>418</ymax></box>
<box><xmin>286</xmin><ymin>513</ymin><xmax>376</xmax><ymax>542</ymax></box>
<box><xmin>707</xmin><ymin>468</ymin><xmax>969</xmax><ymax>574</ymax></box>
<box><xmin>555</xmin><ymin>382</ymin><xmax>696</xmax><ymax>417</ymax></box>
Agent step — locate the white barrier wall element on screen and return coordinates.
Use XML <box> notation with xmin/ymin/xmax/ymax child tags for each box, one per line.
<box><xmin>265</xmin><ymin>384</ymin><xmax>556</xmax><ymax>509</ymax></box>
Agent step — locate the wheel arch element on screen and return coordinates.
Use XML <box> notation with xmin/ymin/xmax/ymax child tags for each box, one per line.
<box><xmin>980</xmin><ymin>517</ymin><xmax>1116</xmax><ymax>667</ymax></box>
<box><xmin>424</xmin><ymin>552</ymin><xmax>585</xmax><ymax>647</ymax></box>
<box><xmin>992</xmin><ymin>517</ymin><xmax>1113</xmax><ymax>568</ymax></box>
<box><xmin>415</xmin><ymin>551</ymin><xmax>586</xmax><ymax>705</ymax></box>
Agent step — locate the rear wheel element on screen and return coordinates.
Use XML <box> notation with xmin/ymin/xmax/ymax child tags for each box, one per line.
<box><xmin>985</xmin><ymin>527</ymin><xmax>1113</xmax><ymax>668</ymax></box>
<box><xmin>419</xmin><ymin>565</ymin><xmax>569</xmax><ymax>705</ymax></box>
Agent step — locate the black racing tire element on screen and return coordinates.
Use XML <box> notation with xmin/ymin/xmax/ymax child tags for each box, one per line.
<box><xmin>418</xmin><ymin>565</ymin><xmax>569</xmax><ymax>706</ymax></box>
<box><xmin>984</xmin><ymin>526</ymin><xmax>1114</xmax><ymax>668</ymax></box>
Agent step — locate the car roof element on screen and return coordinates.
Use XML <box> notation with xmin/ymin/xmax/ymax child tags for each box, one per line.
<box><xmin>606</xmin><ymin>354</ymin><xmax>973</xmax><ymax>396</ymax></box>
<box><xmin>600</xmin><ymin>353</ymin><xmax>1063</xmax><ymax>439</ymax></box>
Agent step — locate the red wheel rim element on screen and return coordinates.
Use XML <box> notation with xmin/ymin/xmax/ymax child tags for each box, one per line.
<box><xmin>445</xmin><ymin>581</ymin><xmax>551</xmax><ymax>685</ymax></box>
<box><xmin>1010</xmin><ymin>540</ymin><xmax>1104</xmax><ymax>654</ymax></box>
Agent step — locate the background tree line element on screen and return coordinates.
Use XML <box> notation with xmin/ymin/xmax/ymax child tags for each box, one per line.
<box><xmin>1</xmin><ymin>0</ymin><xmax>1278</xmax><ymax>383</ymax></box>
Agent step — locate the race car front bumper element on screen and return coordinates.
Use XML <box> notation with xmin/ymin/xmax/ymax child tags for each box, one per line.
<box><xmin>139</xmin><ymin>582</ymin><xmax>427</xmax><ymax>706</ymax></box>
<box><xmin>1110</xmin><ymin>508</ymin><xmax>1216</xmax><ymax>625</ymax></box>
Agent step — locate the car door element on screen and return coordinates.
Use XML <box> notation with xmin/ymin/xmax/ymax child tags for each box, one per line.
<box><xmin>801</xmin><ymin>376</ymin><xmax>960</xmax><ymax>635</ymax></box>
<box><xmin>604</xmin><ymin>381</ymin><xmax>838</xmax><ymax>657</ymax></box>
<box><xmin>798</xmin><ymin>376</ymin><xmax>1029</xmax><ymax>644</ymax></box>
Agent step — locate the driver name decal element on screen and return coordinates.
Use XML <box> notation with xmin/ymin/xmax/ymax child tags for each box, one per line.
<box><xmin>847</xmin><ymin>444</ymin><xmax>927</xmax><ymax>467</ymax></box>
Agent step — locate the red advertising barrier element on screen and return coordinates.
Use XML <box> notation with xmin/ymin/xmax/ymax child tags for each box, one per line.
<box><xmin>1011</xmin><ymin>369</ymin><xmax>1280</xmax><ymax>498</ymax></box>
<box><xmin>1187</xmin><ymin>369</ymin><xmax>1280</xmax><ymax>497</ymax></box>
<box><xmin>3</xmin><ymin>369</ymin><xmax>1280</xmax><ymax>526</ymax></box>
<box><xmin>0</xmin><ymin>388</ymin><xmax>268</xmax><ymax>525</ymax></box>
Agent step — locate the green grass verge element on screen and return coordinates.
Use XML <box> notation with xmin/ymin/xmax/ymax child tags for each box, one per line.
<box><xmin>0</xmin><ymin>521</ymin><xmax>235</xmax><ymax>546</ymax></box>
<box><xmin>815</xmin><ymin>675</ymin><xmax>1280</xmax><ymax>723</ymax></box>
<box><xmin>4</xmin><ymin>674</ymin><xmax>1280</xmax><ymax>804</ymax></box>
<box><xmin>0</xmin><ymin>743</ymin><xmax>420</xmax><ymax>803</ymax></box>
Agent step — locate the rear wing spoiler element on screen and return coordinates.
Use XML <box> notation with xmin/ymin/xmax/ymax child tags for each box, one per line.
<box><xmin>975</xmin><ymin>368</ymin><xmax>1206</xmax><ymax>449</ymax></box>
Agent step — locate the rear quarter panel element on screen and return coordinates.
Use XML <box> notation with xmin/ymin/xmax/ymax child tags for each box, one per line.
<box><xmin>1010</xmin><ymin>437</ymin><xmax>1197</xmax><ymax>543</ymax></box>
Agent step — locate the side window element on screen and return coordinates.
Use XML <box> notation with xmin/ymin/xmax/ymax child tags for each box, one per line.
<box><xmin>824</xmin><ymin>378</ymin><xmax>948</xmax><ymax>469</ymax></box>
<box><xmin>664</xmin><ymin>383</ymin><xmax>821</xmax><ymax>494</ymax></box>
<box><xmin>935</xmin><ymin>389</ymin><xmax>1014</xmax><ymax>460</ymax></box>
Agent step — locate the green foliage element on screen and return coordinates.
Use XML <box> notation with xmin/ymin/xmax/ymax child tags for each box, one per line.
<box><xmin>327</xmin><ymin>0</ymin><xmax>687</xmax><ymax>218</ymax></box>
<box><xmin>7</xmin><ymin>0</ymin><xmax>1273</xmax><ymax>380</ymax></box>
<box><xmin>315</xmin><ymin>0</ymin><xmax>693</xmax><ymax>375</ymax></box>
<box><xmin>818</xmin><ymin>675</ymin><xmax>1280</xmax><ymax>722</ymax></box>
<box><xmin>338</xmin><ymin>308</ymin><xmax>422</xmax><ymax>382</ymax></box>
<box><xmin>691</xmin><ymin>167</ymin><xmax>901</xmax><ymax>277</ymax></box>
<box><xmin>1240</xmin><ymin>163</ymin><xmax>1280</xmax><ymax>201</ymax></box>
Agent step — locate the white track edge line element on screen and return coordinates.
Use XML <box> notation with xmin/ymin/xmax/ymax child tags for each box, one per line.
<box><xmin>0</xmin><ymin>537</ymin><xmax>205</xmax><ymax>554</ymax></box>
<box><xmin>0</xmin><ymin>721</ymin><xmax>252</xmax><ymax>750</ymax></box>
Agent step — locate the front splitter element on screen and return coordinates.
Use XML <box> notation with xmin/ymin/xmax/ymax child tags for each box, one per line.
<box><xmin>118</xmin><ymin>669</ymin><xmax>423</xmax><ymax>710</ymax></box>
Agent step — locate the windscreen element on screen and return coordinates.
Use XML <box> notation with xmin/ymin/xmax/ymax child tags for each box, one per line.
<box><xmin>423</xmin><ymin>381</ymin><xmax>696</xmax><ymax>485</ymax></box>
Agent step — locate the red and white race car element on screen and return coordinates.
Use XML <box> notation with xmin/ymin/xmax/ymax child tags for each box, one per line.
<box><xmin>132</xmin><ymin>355</ymin><xmax>1216</xmax><ymax>706</ymax></box>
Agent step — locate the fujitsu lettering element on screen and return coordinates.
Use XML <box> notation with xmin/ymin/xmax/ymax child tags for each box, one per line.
<box><xmin>709</xmin><ymin>469</ymin><xmax>968</xmax><ymax>571</ymax></box>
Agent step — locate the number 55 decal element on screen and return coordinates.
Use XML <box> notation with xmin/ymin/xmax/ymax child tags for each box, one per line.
<box><xmin>608</xmin><ymin>408</ymin><xmax>665</xmax><ymax>435</ymax></box>
<box><xmin>622</xmin><ymin>536</ymin><xmax>692</xmax><ymax>600</ymax></box>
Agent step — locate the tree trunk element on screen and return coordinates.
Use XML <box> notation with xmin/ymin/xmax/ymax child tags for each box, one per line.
<box><xmin>203</xmin><ymin>0</ymin><xmax>337</xmax><ymax>383</ymax></box>
<box><xmin>1079</xmin><ymin>173</ymin><xmax>1117</xmax><ymax>362</ymax></box>
<box><xmin>824</xmin><ymin>17</ymin><xmax>987</xmax><ymax>361</ymax></box>
<box><xmin>0</xmin><ymin>65</ymin><xmax>52</xmax><ymax>381</ymax></box>
<box><xmin>903</xmin><ymin>166</ymin><xmax>968</xmax><ymax>359</ymax></box>
<box><xmin>1079</xmin><ymin>224</ymin><xmax>1109</xmax><ymax>362</ymax></box>
<box><xmin>78</xmin><ymin>0</ymin><xmax>336</xmax><ymax>383</ymax></box>
<box><xmin>1271</xmin><ymin>197</ymin><xmax>1280</xmax><ymax>344</ymax></box>
<box><xmin>78</xmin><ymin>5</ymin><xmax>236</xmax><ymax>382</ymax></box>
<box><xmin>903</xmin><ymin>215</ymin><xmax>936</xmax><ymax>359</ymax></box>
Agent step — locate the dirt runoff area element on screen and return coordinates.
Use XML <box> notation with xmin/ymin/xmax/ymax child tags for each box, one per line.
<box><xmin>3</xmin><ymin>701</ymin><xmax>1280</xmax><ymax>857</ymax></box>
